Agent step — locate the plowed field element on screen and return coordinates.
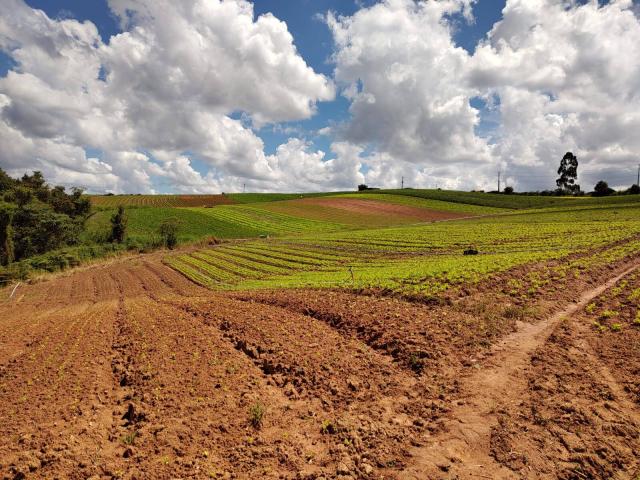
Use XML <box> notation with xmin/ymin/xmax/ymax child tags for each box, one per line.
<box><xmin>1</xmin><ymin>246</ymin><xmax>639</xmax><ymax>479</ymax></box>
<box><xmin>259</xmin><ymin>197</ymin><xmax>470</xmax><ymax>226</ymax></box>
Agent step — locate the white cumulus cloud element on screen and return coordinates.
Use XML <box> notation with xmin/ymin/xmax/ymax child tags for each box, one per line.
<box><xmin>0</xmin><ymin>0</ymin><xmax>340</xmax><ymax>193</ymax></box>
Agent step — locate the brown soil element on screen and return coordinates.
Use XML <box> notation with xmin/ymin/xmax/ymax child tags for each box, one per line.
<box><xmin>1</xmin><ymin>250</ymin><xmax>639</xmax><ymax>479</ymax></box>
<box><xmin>174</xmin><ymin>195</ymin><xmax>235</xmax><ymax>207</ymax></box>
<box><xmin>276</xmin><ymin>197</ymin><xmax>468</xmax><ymax>222</ymax></box>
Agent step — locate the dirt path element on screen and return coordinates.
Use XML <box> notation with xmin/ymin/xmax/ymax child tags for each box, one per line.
<box><xmin>402</xmin><ymin>262</ymin><xmax>640</xmax><ymax>479</ymax></box>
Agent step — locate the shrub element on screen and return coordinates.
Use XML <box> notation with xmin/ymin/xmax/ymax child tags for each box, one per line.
<box><xmin>109</xmin><ymin>206</ymin><xmax>127</xmax><ymax>243</ymax></box>
<box><xmin>249</xmin><ymin>402</ymin><xmax>266</xmax><ymax>429</ymax></box>
<box><xmin>159</xmin><ymin>217</ymin><xmax>180</xmax><ymax>249</ymax></box>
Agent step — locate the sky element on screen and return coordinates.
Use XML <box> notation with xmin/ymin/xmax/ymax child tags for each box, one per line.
<box><xmin>1</xmin><ymin>0</ymin><xmax>639</xmax><ymax>194</ymax></box>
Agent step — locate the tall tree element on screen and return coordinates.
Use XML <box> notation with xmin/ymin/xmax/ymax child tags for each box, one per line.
<box><xmin>556</xmin><ymin>152</ymin><xmax>580</xmax><ymax>194</ymax></box>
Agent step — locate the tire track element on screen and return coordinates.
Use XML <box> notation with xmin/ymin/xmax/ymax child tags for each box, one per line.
<box><xmin>402</xmin><ymin>261</ymin><xmax>640</xmax><ymax>479</ymax></box>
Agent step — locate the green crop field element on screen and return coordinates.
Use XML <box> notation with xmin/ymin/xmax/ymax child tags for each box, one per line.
<box><xmin>89</xmin><ymin>194</ymin><xmax>234</xmax><ymax>208</ymax></box>
<box><xmin>166</xmin><ymin>203</ymin><xmax>640</xmax><ymax>297</ymax></box>
<box><xmin>88</xmin><ymin>190</ymin><xmax>640</xmax><ymax>256</ymax></box>
<box><xmin>225</xmin><ymin>192</ymin><xmax>344</xmax><ymax>204</ymax></box>
<box><xmin>374</xmin><ymin>189</ymin><xmax>640</xmax><ymax>210</ymax></box>
<box><xmin>252</xmin><ymin>194</ymin><xmax>497</xmax><ymax>227</ymax></box>
<box><xmin>86</xmin><ymin>203</ymin><xmax>350</xmax><ymax>245</ymax></box>
<box><xmin>332</xmin><ymin>193</ymin><xmax>505</xmax><ymax>214</ymax></box>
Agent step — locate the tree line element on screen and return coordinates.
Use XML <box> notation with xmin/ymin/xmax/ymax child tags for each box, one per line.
<box><xmin>0</xmin><ymin>168</ymin><xmax>179</xmax><ymax>281</ymax></box>
<box><xmin>0</xmin><ymin>169</ymin><xmax>90</xmax><ymax>266</ymax></box>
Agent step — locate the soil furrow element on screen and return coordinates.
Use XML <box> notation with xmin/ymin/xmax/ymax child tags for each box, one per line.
<box><xmin>402</xmin><ymin>261</ymin><xmax>640</xmax><ymax>479</ymax></box>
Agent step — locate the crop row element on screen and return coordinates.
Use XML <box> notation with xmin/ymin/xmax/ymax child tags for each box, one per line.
<box><xmin>166</xmin><ymin>204</ymin><xmax>640</xmax><ymax>296</ymax></box>
<box><xmin>374</xmin><ymin>189</ymin><xmax>640</xmax><ymax>210</ymax></box>
<box><xmin>89</xmin><ymin>194</ymin><xmax>232</xmax><ymax>208</ymax></box>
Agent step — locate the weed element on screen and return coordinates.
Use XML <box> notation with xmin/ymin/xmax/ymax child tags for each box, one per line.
<box><xmin>122</xmin><ymin>430</ymin><xmax>138</xmax><ymax>446</ymax></box>
<box><xmin>249</xmin><ymin>402</ymin><xmax>266</xmax><ymax>429</ymax></box>
<box><xmin>585</xmin><ymin>302</ymin><xmax>597</xmax><ymax>314</ymax></box>
<box><xmin>610</xmin><ymin>323</ymin><xmax>623</xmax><ymax>332</ymax></box>
<box><xmin>320</xmin><ymin>419</ymin><xmax>336</xmax><ymax>434</ymax></box>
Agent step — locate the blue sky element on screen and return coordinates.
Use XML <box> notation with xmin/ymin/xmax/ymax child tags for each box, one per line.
<box><xmin>10</xmin><ymin>0</ymin><xmax>505</xmax><ymax>159</ymax></box>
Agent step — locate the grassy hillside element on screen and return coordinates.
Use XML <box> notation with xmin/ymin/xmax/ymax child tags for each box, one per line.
<box><xmin>374</xmin><ymin>189</ymin><xmax>640</xmax><ymax>209</ymax></box>
<box><xmin>87</xmin><ymin>190</ymin><xmax>640</xmax><ymax>255</ymax></box>
<box><xmin>86</xmin><ymin>204</ymin><xmax>348</xmax><ymax>244</ymax></box>
<box><xmin>88</xmin><ymin>192</ymin><xmax>501</xmax><ymax>244</ymax></box>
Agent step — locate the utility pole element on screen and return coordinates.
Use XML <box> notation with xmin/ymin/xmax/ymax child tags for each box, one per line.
<box><xmin>498</xmin><ymin>170</ymin><xmax>501</xmax><ymax>193</ymax></box>
<box><xmin>243</xmin><ymin>183</ymin><xmax>246</xmax><ymax>193</ymax></box>
<box><xmin>637</xmin><ymin>164</ymin><xmax>639</xmax><ymax>186</ymax></box>
<box><xmin>401</xmin><ymin>176</ymin><xmax>404</xmax><ymax>189</ymax></box>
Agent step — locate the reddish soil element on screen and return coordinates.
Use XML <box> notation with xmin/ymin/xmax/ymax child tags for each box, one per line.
<box><xmin>1</xmin><ymin>249</ymin><xmax>639</xmax><ymax>479</ymax></box>
<box><xmin>277</xmin><ymin>197</ymin><xmax>468</xmax><ymax>222</ymax></box>
<box><xmin>174</xmin><ymin>195</ymin><xmax>235</xmax><ymax>207</ymax></box>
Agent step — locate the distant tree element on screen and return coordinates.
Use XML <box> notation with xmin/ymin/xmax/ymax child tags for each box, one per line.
<box><xmin>20</xmin><ymin>171</ymin><xmax>46</xmax><ymax>190</ymax></box>
<box><xmin>0</xmin><ymin>169</ymin><xmax>16</xmax><ymax>193</ymax></box>
<box><xmin>0</xmin><ymin>205</ymin><xmax>14</xmax><ymax>266</ymax></box>
<box><xmin>109</xmin><ymin>206</ymin><xmax>127</xmax><ymax>243</ymax></box>
<box><xmin>556</xmin><ymin>152</ymin><xmax>580</xmax><ymax>194</ymax></box>
<box><xmin>503</xmin><ymin>186</ymin><xmax>514</xmax><ymax>194</ymax></box>
<box><xmin>159</xmin><ymin>217</ymin><xmax>179</xmax><ymax>250</ymax></box>
<box><xmin>50</xmin><ymin>186</ymin><xmax>90</xmax><ymax>218</ymax></box>
<box><xmin>13</xmin><ymin>187</ymin><xmax>33</xmax><ymax>207</ymax></box>
<box><xmin>627</xmin><ymin>184</ymin><xmax>640</xmax><ymax>195</ymax></box>
<box><xmin>593</xmin><ymin>180</ymin><xmax>615</xmax><ymax>197</ymax></box>
<box><xmin>358</xmin><ymin>184</ymin><xmax>369</xmax><ymax>191</ymax></box>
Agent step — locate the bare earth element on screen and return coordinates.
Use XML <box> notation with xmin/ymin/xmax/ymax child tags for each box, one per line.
<box><xmin>0</xmin><ymin>252</ymin><xmax>639</xmax><ymax>479</ymax></box>
<box><xmin>267</xmin><ymin>197</ymin><xmax>469</xmax><ymax>223</ymax></box>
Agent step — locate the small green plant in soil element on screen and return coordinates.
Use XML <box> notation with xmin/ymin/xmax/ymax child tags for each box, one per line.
<box><xmin>122</xmin><ymin>430</ymin><xmax>138</xmax><ymax>445</ymax></box>
<box><xmin>249</xmin><ymin>402</ymin><xmax>266</xmax><ymax>429</ymax></box>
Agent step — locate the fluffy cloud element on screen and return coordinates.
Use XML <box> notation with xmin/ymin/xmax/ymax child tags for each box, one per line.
<box><xmin>470</xmin><ymin>0</ymin><xmax>640</xmax><ymax>190</ymax></box>
<box><xmin>0</xmin><ymin>0</ymin><xmax>338</xmax><ymax>193</ymax></box>
<box><xmin>329</xmin><ymin>0</ymin><xmax>640</xmax><ymax>191</ymax></box>
<box><xmin>328</xmin><ymin>0</ymin><xmax>493</xmax><ymax>186</ymax></box>
<box><xmin>2</xmin><ymin>0</ymin><xmax>640</xmax><ymax>193</ymax></box>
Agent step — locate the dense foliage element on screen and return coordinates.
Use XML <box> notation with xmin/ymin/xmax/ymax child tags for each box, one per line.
<box><xmin>0</xmin><ymin>169</ymin><xmax>90</xmax><ymax>266</ymax></box>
